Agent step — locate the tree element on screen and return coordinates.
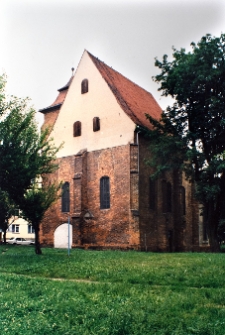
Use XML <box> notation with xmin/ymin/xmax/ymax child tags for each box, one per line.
<box><xmin>145</xmin><ymin>33</ymin><xmax>225</xmax><ymax>252</ymax></box>
<box><xmin>0</xmin><ymin>84</ymin><xmax>58</xmax><ymax>203</ymax></box>
<box><xmin>0</xmin><ymin>75</ymin><xmax>61</xmax><ymax>252</ymax></box>
<box><xmin>20</xmin><ymin>180</ymin><xmax>61</xmax><ymax>254</ymax></box>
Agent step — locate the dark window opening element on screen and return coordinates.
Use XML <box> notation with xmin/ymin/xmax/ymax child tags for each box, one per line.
<box><xmin>73</xmin><ymin>121</ymin><xmax>81</xmax><ymax>137</ymax></box>
<box><xmin>62</xmin><ymin>182</ymin><xmax>70</xmax><ymax>212</ymax></box>
<box><xmin>149</xmin><ymin>178</ymin><xmax>156</xmax><ymax>210</ymax></box>
<box><xmin>93</xmin><ymin>117</ymin><xmax>100</xmax><ymax>132</ymax></box>
<box><xmin>180</xmin><ymin>186</ymin><xmax>186</xmax><ymax>215</ymax></box>
<box><xmin>81</xmin><ymin>79</ymin><xmax>88</xmax><ymax>94</ymax></box>
<box><xmin>100</xmin><ymin>177</ymin><xmax>110</xmax><ymax>209</ymax></box>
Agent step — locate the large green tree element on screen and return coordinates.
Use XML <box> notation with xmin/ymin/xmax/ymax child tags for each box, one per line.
<box><xmin>0</xmin><ymin>75</ymin><xmax>61</xmax><ymax>251</ymax></box>
<box><xmin>145</xmin><ymin>33</ymin><xmax>225</xmax><ymax>252</ymax></box>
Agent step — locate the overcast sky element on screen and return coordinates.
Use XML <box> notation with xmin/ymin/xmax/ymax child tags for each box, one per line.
<box><xmin>1</xmin><ymin>0</ymin><xmax>224</xmax><ymax>125</ymax></box>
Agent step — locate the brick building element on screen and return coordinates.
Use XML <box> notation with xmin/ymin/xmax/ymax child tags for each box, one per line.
<box><xmin>39</xmin><ymin>50</ymin><xmax>209</xmax><ymax>251</ymax></box>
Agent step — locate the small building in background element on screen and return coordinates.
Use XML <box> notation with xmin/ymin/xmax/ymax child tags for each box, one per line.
<box><xmin>6</xmin><ymin>218</ymin><xmax>35</xmax><ymax>241</ymax></box>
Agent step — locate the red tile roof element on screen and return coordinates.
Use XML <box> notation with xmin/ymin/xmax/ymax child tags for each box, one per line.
<box><xmin>39</xmin><ymin>76</ymin><xmax>74</xmax><ymax>114</ymax></box>
<box><xmin>87</xmin><ymin>51</ymin><xmax>162</xmax><ymax>129</ymax></box>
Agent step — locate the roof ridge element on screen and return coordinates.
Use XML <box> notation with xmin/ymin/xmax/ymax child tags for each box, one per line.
<box><xmin>87</xmin><ymin>50</ymin><xmax>154</xmax><ymax>97</ymax></box>
<box><xmin>88</xmin><ymin>54</ymin><xmax>143</xmax><ymax>125</ymax></box>
<box><xmin>87</xmin><ymin>51</ymin><xmax>161</xmax><ymax>129</ymax></box>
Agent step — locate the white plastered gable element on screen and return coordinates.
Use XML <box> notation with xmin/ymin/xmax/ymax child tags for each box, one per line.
<box><xmin>51</xmin><ymin>50</ymin><xmax>136</xmax><ymax>158</ymax></box>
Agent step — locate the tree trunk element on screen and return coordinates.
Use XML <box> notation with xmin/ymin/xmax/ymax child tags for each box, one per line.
<box><xmin>34</xmin><ymin>225</ymin><xmax>42</xmax><ymax>255</ymax></box>
<box><xmin>3</xmin><ymin>229</ymin><xmax>6</xmax><ymax>244</ymax></box>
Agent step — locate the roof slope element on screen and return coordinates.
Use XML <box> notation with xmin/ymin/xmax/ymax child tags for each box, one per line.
<box><xmin>87</xmin><ymin>51</ymin><xmax>162</xmax><ymax>129</ymax></box>
<box><xmin>39</xmin><ymin>75</ymin><xmax>74</xmax><ymax>114</ymax></box>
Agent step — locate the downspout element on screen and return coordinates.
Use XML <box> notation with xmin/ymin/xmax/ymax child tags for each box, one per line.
<box><xmin>136</xmin><ymin>127</ymin><xmax>141</xmax><ymax>249</ymax></box>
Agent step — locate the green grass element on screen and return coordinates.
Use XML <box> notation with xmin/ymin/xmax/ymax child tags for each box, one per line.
<box><xmin>0</xmin><ymin>246</ymin><xmax>225</xmax><ymax>334</ymax></box>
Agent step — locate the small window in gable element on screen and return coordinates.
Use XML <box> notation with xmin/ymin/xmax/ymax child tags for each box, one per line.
<box><xmin>73</xmin><ymin>121</ymin><xmax>81</xmax><ymax>137</ymax></box>
<box><xmin>81</xmin><ymin>79</ymin><xmax>88</xmax><ymax>94</ymax></box>
<box><xmin>93</xmin><ymin>117</ymin><xmax>100</xmax><ymax>132</ymax></box>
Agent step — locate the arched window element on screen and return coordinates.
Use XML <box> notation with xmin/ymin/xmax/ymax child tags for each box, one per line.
<box><xmin>93</xmin><ymin>117</ymin><xmax>100</xmax><ymax>132</ymax></box>
<box><xmin>180</xmin><ymin>186</ymin><xmax>186</xmax><ymax>215</ymax></box>
<box><xmin>162</xmin><ymin>180</ymin><xmax>172</xmax><ymax>213</ymax></box>
<box><xmin>73</xmin><ymin>121</ymin><xmax>81</xmax><ymax>137</ymax></box>
<box><xmin>81</xmin><ymin>79</ymin><xmax>88</xmax><ymax>94</ymax></box>
<box><xmin>100</xmin><ymin>176</ymin><xmax>110</xmax><ymax>209</ymax></box>
<box><xmin>149</xmin><ymin>178</ymin><xmax>156</xmax><ymax>210</ymax></box>
<box><xmin>62</xmin><ymin>182</ymin><xmax>70</xmax><ymax>212</ymax></box>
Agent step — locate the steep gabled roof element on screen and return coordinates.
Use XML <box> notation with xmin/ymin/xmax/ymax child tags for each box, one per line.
<box><xmin>39</xmin><ymin>51</ymin><xmax>162</xmax><ymax>129</ymax></box>
<box><xmin>87</xmin><ymin>51</ymin><xmax>162</xmax><ymax>129</ymax></box>
<box><xmin>39</xmin><ymin>75</ymin><xmax>74</xmax><ymax>114</ymax></box>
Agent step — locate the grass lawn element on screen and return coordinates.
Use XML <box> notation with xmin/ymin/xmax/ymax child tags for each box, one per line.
<box><xmin>0</xmin><ymin>246</ymin><xmax>225</xmax><ymax>335</ymax></box>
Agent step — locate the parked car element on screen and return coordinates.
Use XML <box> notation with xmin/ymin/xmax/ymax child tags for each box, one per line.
<box><xmin>7</xmin><ymin>237</ymin><xmax>34</xmax><ymax>245</ymax></box>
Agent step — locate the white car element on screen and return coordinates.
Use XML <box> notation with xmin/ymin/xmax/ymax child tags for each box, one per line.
<box><xmin>7</xmin><ymin>237</ymin><xmax>35</xmax><ymax>245</ymax></box>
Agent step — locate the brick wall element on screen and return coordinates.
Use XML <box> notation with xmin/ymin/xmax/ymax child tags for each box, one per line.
<box><xmin>40</xmin><ymin>144</ymin><xmax>140</xmax><ymax>249</ymax></box>
<box><xmin>40</xmin><ymin>155</ymin><xmax>75</xmax><ymax>246</ymax></box>
<box><xmin>138</xmin><ymin>134</ymin><xmax>200</xmax><ymax>252</ymax></box>
<box><xmin>40</xmin><ymin>134</ymin><xmax>201</xmax><ymax>252</ymax></box>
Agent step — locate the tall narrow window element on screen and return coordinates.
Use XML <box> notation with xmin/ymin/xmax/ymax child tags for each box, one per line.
<box><xmin>149</xmin><ymin>178</ymin><xmax>156</xmax><ymax>210</ymax></box>
<box><xmin>62</xmin><ymin>182</ymin><xmax>70</xmax><ymax>212</ymax></box>
<box><xmin>93</xmin><ymin>117</ymin><xmax>100</xmax><ymax>132</ymax></box>
<box><xmin>81</xmin><ymin>79</ymin><xmax>88</xmax><ymax>94</ymax></box>
<box><xmin>100</xmin><ymin>177</ymin><xmax>110</xmax><ymax>209</ymax></box>
<box><xmin>73</xmin><ymin>121</ymin><xmax>81</xmax><ymax>137</ymax></box>
<box><xmin>180</xmin><ymin>186</ymin><xmax>186</xmax><ymax>215</ymax></box>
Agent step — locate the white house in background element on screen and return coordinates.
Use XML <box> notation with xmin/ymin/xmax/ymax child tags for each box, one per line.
<box><xmin>6</xmin><ymin>218</ymin><xmax>35</xmax><ymax>240</ymax></box>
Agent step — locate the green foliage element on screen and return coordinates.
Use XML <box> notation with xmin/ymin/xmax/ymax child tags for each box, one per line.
<box><xmin>21</xmin><ymin>182</ymin><xmax>61</xmax><ymax>228</ymax></box>
<box><xmin>0</xmin><ymin>75</ymin><xmax>61</xmax><ymax>252</ymax></box>
<box><xmin>1</xmin><ymin>248</ymin><xmax>225</xmax><ymax>334</ymax></box>
<box><xmin>146</xmin><ymin>33</ymin><xmax>225</xmax><ymax>250</ymax></box>
<box><xmin>0</xmin><ymin>74</ymin><xmax>60</xmax><ymax>202</ymax></box>
<box><xmin>20</xmin><ymin>181</ymin><xmax>61</xmax><ymax>254</ymax></box>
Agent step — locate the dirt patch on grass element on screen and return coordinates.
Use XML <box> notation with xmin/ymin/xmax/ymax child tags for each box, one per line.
<box><xmin>50</xmin><ymin>277</ymin><xmax>99</xmax><ymax>284</ymax></box>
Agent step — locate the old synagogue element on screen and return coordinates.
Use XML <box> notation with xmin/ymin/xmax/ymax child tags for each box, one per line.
<box><xmin>39</xmin><ymin>50</ymin><xmax>209</xmax><ymax>251</ymax></box>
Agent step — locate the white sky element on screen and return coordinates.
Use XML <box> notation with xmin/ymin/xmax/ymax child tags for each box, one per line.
<box><xmin>0</xmin><ymin>0</ymin><xmax>224</xmax><ymax>126</ymax></box>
